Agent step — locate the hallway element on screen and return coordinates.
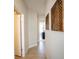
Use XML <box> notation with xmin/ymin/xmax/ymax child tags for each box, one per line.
<box><xmin>15</xmin><ymin>41</ymin><xmax>46</xmax><ymax>59</ymax></box>
<box><xmin>14</xmin><ymin>0</ymin><xmax>64</xmax><ymax>59</ymax></box>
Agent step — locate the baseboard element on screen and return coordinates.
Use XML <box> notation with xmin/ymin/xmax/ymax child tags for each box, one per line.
<box><xmin>22</xmin><ymin>49</ymin><xmax>25</xmax><ymax>57</ymax></box>
<box><xmin>29</xmin><ymin>43</ymin><xmax>37</xmax><ymax>48</ymax></box>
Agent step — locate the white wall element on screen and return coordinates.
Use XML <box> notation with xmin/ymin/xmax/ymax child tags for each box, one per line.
<box><xmin>15</xmin><ymin>0</ymin><xmax>39</xmax><ymax>56</ymax></box>
<box><xmin>45</xmin><ymin>0</ymin><xmax>64</xmax><ymax>59</ymax></box>
<box><xmin>45</xmin><ymin>31</ymin><xmax>64</xmax><ymax>59</ymax></box>
<box><xmin>28</xmin><ymin>10</ymin><xmax>38</xmax><ymax>48</ymax></box>
<box><xmin>14</xmin><ymin>0</ymin><xmax>29</xmax><ymax>57</ymax></box>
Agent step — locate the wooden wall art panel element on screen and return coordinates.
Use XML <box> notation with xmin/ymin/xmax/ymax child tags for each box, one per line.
<box><xmin>51</xmin><ymin>0</ymin><xmax>64</xmax><ymax>31</ymax></box>
<box><xmin>46</xmin><ymin>14</ymin><xmax>49</xmax><ymax>30</ymax></box>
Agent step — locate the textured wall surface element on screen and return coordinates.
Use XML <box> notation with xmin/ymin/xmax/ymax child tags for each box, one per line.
<box><xmin>46</xmin><ymin>14</ymin><xmax>49</xmax><ymax>30</ymax></box>
<box><xmin>51</xmin><ymin>0</ymin><xmax>64</xmax><ymax>31</ymax></box>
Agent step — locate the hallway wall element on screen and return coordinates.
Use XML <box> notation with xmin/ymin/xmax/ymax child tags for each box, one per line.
<box><xmin>45</xmin><ymin>0</ymin><xmax>64</xmax><ymax>59</ymax></box>
<box><xmin>15</xmin><ymin>0</ymin><xmax>39</xmax><ymax>56</ymax></box>
<box><xmin>45</xmin><ymin>31</ymin><xmax>64</xmax><ymax>59</ymax></box>
<box><xmin>28</xmin><ymin>10</ymin><xmax>38</xmax><ymax>48</ymax></box>
<box><xmin>14</xmin><ymin>0</ymin><xmax>29</xmax><ymax>56</ymax></box>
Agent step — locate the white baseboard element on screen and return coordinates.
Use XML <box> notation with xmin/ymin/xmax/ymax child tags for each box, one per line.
<box><xmin>22</xmin><ymin>49</ymin><xmax>25</xmax><ymax>57</ymax></box>
<box><xmin>29</xmin><ymin>43</ymin><xmax>37</xmax><ymax>48</ymax></box>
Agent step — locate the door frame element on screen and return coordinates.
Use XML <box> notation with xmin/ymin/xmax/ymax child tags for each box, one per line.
<box><xmin>14</xmin><ymin>8</ymin><xmax>25</xmax><ymax>57</ymax></box>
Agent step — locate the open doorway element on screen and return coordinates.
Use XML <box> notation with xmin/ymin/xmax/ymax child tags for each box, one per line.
<box><xmin>14</xmin><ymin>9</ymin><xmax>25</xmax><ymax>57</ymax></box>
<box><xmin>39</xmin><ymin>20</ymin><xmax>45</xmax><ymax>41</ymax></box>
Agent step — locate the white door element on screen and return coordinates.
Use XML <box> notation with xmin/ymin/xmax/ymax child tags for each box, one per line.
<box><xmin>14</xmin><ymin>14</ymin><xmax>21</xmax><ymax>56</ymax></box>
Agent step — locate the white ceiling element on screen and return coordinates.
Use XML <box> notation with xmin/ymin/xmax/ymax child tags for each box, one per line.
<box><xmin>23</xmin><ymin>0</ymin><xmax>47</xmax><ymax>16</ymax></box>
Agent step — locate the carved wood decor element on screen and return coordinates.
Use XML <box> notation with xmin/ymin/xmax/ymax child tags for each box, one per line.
<box><xmin>51</xmin><ymin>0</ymin><xmax>64</xmax><ymax>31</ymax></box>
<box><xmin>46</xmin><ymin>14</ymin><xmax>49</xmax><ymax>30</ymax></box>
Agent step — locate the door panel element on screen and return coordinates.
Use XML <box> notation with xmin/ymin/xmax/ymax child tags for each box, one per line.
<box><xmin>14</xmin><ymin>14</ymin><xmax>21</xmax><ymax>56</ymax></box>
